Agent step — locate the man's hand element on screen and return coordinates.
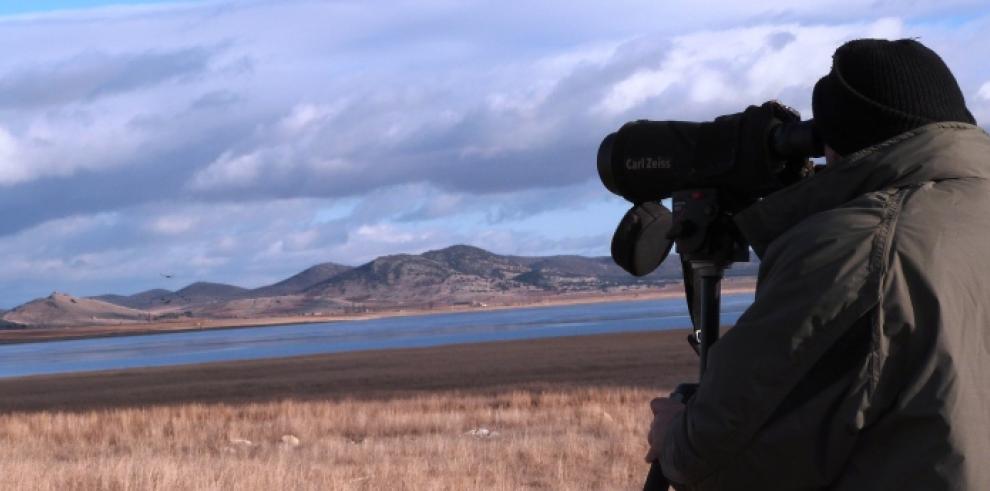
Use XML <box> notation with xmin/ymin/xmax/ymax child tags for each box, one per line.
<box><xmin>645</xmin><ymin>397</ymin><xmax>684</xmax><ymax>463</ymax></box>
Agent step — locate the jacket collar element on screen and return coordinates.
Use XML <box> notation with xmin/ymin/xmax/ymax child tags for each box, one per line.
<box><xmin>735</xmin><ymin>122</ymin><xmax>990</xmax><ymax>257</ymax></box>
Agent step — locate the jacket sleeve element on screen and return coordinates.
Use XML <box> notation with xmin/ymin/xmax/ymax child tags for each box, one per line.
<box><xmin>660</xmin><ymin>207</ymin><xmax>888</xmax><ymax>489</ymax></box>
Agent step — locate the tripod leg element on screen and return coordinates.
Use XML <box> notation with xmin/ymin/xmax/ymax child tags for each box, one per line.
<box><xmin>694</xmin><ymin>263</ymin><xmax>723</xmax><ymax>375</ymax></box>
<box><xmin>644</xmin><ymin>463</ymin><xmax>669</xmax><ymax>490</ymax></box>
<box><xmin>644</xmin><ymin>262</ymin><xmax>725</xmax><ymax>491</ymax></box>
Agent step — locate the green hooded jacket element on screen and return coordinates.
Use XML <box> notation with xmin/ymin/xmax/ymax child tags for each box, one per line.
<box><xmin>660</xmin><ymin>122</ymin><xmax>990</xmax><ymax>490</ymax></box>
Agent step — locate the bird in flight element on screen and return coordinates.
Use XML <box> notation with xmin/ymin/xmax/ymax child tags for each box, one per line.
<box><xmin>161</xmin><ymin>273</ymin><xmax>175</xmax><ymax>279</ymax></box>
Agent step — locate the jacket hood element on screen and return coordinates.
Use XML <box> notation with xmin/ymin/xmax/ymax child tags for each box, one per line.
<box><xmin>735</xmin><ymin>122</ymin><xmax>990</xmax><ymax>257</ymax></box>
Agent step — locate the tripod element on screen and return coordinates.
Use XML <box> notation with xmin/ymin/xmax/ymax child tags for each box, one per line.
<box><xmin>639</xmin><ymin>189</ymin><xmax>749</xmax><ymax>491</ymax></box>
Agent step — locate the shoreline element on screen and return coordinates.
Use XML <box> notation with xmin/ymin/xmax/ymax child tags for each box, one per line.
<box><xmin>0</xmin><ymin>278</ymin><xmax>755</xmax><ymax>345</ymax></box>
<box><xmin>0</xmin><ymin>329</ymin><xmax>699</xmax><ymax>413</ymax></box>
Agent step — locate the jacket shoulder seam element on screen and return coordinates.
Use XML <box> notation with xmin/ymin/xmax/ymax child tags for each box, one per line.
<box><xmin>865</xmin><ymin>187</ymin><xmax>914</xmax><ymax>395</ymax></box>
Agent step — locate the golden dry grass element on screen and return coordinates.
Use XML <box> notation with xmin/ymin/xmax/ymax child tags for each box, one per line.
<box><xmin>0</xmin><ymin>387</ymin><xmax>660</xmax><ymax>491</ymax></box>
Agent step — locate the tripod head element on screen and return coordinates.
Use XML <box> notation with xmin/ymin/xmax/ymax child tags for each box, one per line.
<box><xmin>611</xmin><ymin>188</ymin><xmax>749</xmax><ymax>277</ymax></box>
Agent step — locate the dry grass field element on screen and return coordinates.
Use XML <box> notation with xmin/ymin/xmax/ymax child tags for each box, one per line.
<box><xmin>0</xmin><ymin>387</ymin><xmax>657</xmax><ymax>490</ymax></box>
<box><xmin>0</xmin><ymin>331</ymin><xmax>699</xmax><ymax>490</ymax></box>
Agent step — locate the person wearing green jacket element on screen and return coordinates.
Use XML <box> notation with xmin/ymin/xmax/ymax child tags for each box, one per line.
<box><xmin>646</xmin><ymin>38</ymin><xmax>990</xmax><ymax>490</ymax></box>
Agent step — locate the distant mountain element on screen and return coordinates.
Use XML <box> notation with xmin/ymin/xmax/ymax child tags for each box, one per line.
<box><xmin>174</xmin><ymin>282</ymin><xmax>249</xmax><ymax>304</ymax></box>
<box><xmin>304</xmin><ymin>245</ymin><xmax>683</xmax><ymax>307</ymax></box>
<box><xmin>93</xmin><ymin>289</ymin><xmax>179</xmax><ymax>310</ymax></box>
<box><xmin>90</xmin><ymin>265</ymin><xmax>352</xmax><ymax>311</ymax></box>
<box><xmin>91</xmin><ymin>282</ymin><xmax>248</xmax><ymax>310</ymax></box>
<box><xmin>4</xmin><ymin>245</ymin><xmax>758</xmax><ymax>328</ymax></box>
<box><xmin>725</xmin><ymin>261</ymin><xmax>759</xmax><ymax>277</ymax></box>
<box><xmin>251</xmin><ymin>262</ymin><xmax>352</xmax><ymax>297</ymax></box>
<box><xmin>421</xmin><ymin>245</ymin><xmax>530</xmax><ymax>279</ymax></box>
<box><xmin>3</xmin><ymin>292</ymin><xmax>149</xmax><ymax>328</ymax></box>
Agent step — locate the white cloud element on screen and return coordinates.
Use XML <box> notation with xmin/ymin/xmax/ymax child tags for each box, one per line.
<box><xmin>148</xmin><ymin>215</ymin><xmax>197</xmax><ymax>235</ymax></box>
<box><xmin>187</xmin><ymin>116</ymin><xmax>357</xmax><ymax>192</ymax></box>
<box><xmin>276</xmin><ymin>103</ymin><xmax>341</xmax><ymax>136</ymax></box>
<box><xmin>0</xmin><ymin>100</ymin><xmax>187</xmax><ymax>186</ymax></box>
<box><xmin>354</xmin><ymin>224</ymin><xmax>432</xmax><ymax>245</ymax></box>
<box><xmin>979</xmin><ymin>81</ymin><xmax>990</xmax><ymax>100</ymax></box>
<box><xmin>190</xmin><ymin>151</ymin><xmax>264</xmax><ymax>190</ymax></box>
<box><xmin>597</xmin><ymin>18</ymin><xmax>905</xmax><ymax>117</ymax></box>
<box><xmin>0</xmin><ymin>127</ymin><xmax>26</xmax><ymax>185</ymax></box>
<box><xmin>0</xmin><ymin>0</ymin><xmax>988</xmax><ymax>305</ymax></box>
<box><xmin>598</xmin><ymin>69</ymin><xmax>678</xmax><ymax>116</ymax></box>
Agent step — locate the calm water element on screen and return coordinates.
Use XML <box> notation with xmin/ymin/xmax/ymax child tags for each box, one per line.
<box><xmin>0</xmin><ymin>293</ymin><xmax>754</xmax><ymax>378</ymax></box>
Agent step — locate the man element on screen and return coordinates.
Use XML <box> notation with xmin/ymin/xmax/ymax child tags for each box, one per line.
<box><xmin>646</xmin><ymin>38</ymin><xmax>990</xmax><ymax>490</ymax></box>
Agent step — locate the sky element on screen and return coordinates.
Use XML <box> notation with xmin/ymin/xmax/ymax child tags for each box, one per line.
<box><xmin>1</xmin><ymin>0</ymin><xmax>989</xmax><ymax>307</ymax></box>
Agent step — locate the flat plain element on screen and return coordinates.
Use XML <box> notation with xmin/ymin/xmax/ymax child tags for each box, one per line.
<box><xmin>0</xmin><ymin>330</ymin><xmax>697</xmax><ymax>490</ymax></box>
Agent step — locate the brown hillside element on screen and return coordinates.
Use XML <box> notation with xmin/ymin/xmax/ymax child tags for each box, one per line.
<box><xmin>2</xmin><ymin>292</ymin><xmax>149</xmax><ymax>327</ymax></box>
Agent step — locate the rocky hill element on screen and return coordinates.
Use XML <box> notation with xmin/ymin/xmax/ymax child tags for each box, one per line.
<box><xmin>303</xmin><ymin>245</ymin><xmax>690</xmax><ymax>306</ymax></box>
<box><xmin>3</xmin><ymin>292</ymin><xmax>149</xmax><ymax>328</ymax></box>
<box><xmin>3</xmin><ymin>245</ymin><xmax>758</xmax><ymax>328</ymax></box>
<box><xmin>0</xmin><ymin>309</ymin><xmax>18</xmax><ymax>329</ymax></box>
<box><xmin>250</xmin><ymin>262</ymin><xmax>352</xmax><ymax>297</ymax></box>
<box><xmin>93</xmin><ymin>288</ymin><xmax>180</xmax><ymax>310</ymax></box>
<box><xmin>173</xmin><ymin>282</ymin><xmax>250</xmax><ymax>304</ymax></box>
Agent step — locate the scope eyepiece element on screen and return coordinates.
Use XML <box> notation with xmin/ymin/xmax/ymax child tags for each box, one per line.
<box><xmin>770</xmin><ymin>119</ymin><xmax>824</xmax><ymax>159</ymax></box>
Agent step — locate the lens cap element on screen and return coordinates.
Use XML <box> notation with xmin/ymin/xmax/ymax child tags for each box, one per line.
<box><xmin>611</xmin><ymin>202</ymin><xmax>674</xmax><ymax>276</ymax></box>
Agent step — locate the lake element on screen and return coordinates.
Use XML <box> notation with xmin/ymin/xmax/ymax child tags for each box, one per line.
<box><xmin>0</xmin><ymin>293</ymin><xmax>754</xmax><ymax>378</ymax></box>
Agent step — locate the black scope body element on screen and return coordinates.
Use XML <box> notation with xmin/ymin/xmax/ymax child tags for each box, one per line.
<box><xmin>598</xmin><ymin>103</ymin><xmax>824</xmax><ymax>204</ymax></box>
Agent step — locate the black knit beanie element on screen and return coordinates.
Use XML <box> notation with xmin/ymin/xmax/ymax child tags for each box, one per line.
<box><xmin>812</xmin><ymin>38</ymin><xmax>975</xmax><ymax>155</ymax></box>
